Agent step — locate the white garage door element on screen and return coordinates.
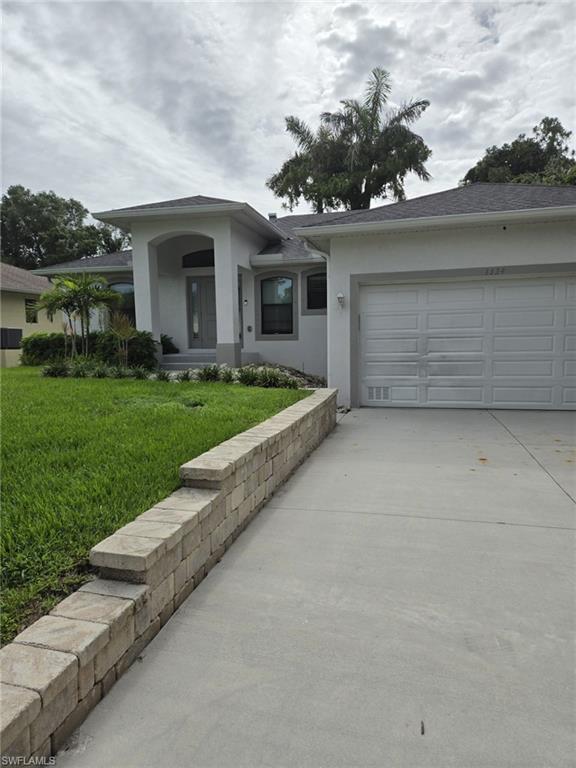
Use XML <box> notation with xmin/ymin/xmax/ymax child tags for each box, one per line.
<box><xmin>359</xmin><ymin>277</ymin><xmax>576</xmax><ymax>409</ymax></box>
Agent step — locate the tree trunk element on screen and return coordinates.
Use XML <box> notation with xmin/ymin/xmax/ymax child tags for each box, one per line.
<box><xmin>85</xmin><ymin>309</ymin><xmax>90</xmax><ymax>356</ymax></box>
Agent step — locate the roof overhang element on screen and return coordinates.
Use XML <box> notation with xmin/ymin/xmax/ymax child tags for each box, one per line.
<box><xmin>34</xmin><ymin>265</ymin><xmax>131</xmax><ymax>276</ymax></box>
<box><xmin>93</xmin><ymin>202</ymin><xmax>285</xmax><ymax>241</ymax></box>
<box><xmin>2</xmin><ymin>285</ymin><xmax>48</xmax><ymax>296</ymax></box>
<box><xmin>294</xmin><ymin>205</ymin><xmax>576</xmax><ymax>250</ymax></box>
<box><xmin>250</xmin><ymin>252</ymin><xmax>326</xmax><ymax>268</ymax></box>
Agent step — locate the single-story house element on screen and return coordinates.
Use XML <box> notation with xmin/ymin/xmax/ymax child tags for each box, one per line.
<box><xmin>0</xmin><ymin>262</ymin><xmax>62</xmax><ymax>367</ymax></box>
<box><xmin>37</xmin><ymin>183</ymin><xmax>576</xmax><ymax>409</ymax></box>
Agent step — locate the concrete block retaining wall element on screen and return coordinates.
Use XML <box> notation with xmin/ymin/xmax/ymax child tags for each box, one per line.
<box><xmin>0</xmin><ymin>389</ymin><xmax>337</xmax><ymax>759</ymax></box>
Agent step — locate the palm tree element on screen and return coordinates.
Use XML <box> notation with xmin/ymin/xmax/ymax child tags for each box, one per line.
<box><xmin>38</xmin><ymin>280</ymin><xmax>79</xmax><ymax>357</ymax></box>
<box><xmin>267</xmin><ymin>68</ymin><xmax>431</xmax><ymax>212</ymax></box>
<box><xmin>108</xmin><ymin>312</ymin><xmax>138</xmax><ymax>367</ymax></box>
<box><xmin>38</xmin><ymin>275</ymin><xmax>120</xmax><ymax>357</ymax></box>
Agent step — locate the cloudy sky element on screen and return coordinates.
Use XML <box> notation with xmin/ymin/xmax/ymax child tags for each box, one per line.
<box><xmin>2</xmin><ymin>0</ymin><xmax>574</xmax><ymax>215</ymax></box>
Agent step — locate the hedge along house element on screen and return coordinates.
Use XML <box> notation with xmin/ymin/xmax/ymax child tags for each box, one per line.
<box><xmin>0</xmin><ymin>263</ymin><xmax>62</xmax><ymax>367</ymax></box>
<box><xmin>36</xmin><ymin>184</ymin><xmax>576</xmax><ymax>409</ymax></box>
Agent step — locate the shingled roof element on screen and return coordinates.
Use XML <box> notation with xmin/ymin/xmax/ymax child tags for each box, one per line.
<box><xmin>256</xmin><ymin>212</ymin><xmax>346</xmax><ymax>260</ymax></box>
<box><xmin>100</xmin><ymin>195</ymin><xmax>239</xmax><ymax>214</ymax></box>
<box><xmin>300</xmin><ymin>183</ymin><xmax>576</xmax><ymax>228</ymax></box>
<box><xmin>1</xmin><ymin>262</ymin><xmax>53</xmax><ymax>295</ymax></box>
<box><xmin>36</xmin><ymin>250</ymin><xmax>133</xmax><ymax>274</ymax></box>
<box><xmin>35</xmin><ymin>184</ymin><xmax>576</xmax><ymax>273</ymax></box>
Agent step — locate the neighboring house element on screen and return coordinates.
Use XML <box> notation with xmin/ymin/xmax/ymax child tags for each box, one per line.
<box><xmin>0</xmin><ymin>263</ymin><xmax>61</xmax><ymax>367</ymax></box>
<box><xmin>36</xmin><ymin>184</ymin><xmax>576</xmax><ymax>409</ymax></box>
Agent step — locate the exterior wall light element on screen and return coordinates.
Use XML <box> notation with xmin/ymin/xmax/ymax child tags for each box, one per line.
<box><xmin>336</xmin><ymin>292</ymin><xmax>345</xmax><ymax>307</ymax></box>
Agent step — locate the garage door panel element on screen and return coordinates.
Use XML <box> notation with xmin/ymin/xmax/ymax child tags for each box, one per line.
<box><xmin>364</xmin><ymin>362</ymin><xmax>419</xmax><ymax>376</ymax></box>
<box><xmin>427</xmin><ymin>286</ymin><xmax>486</xmax><ymax>303</ymax></box>
<box><xmin>494</xmin><ymin>310</ymin><xmax>555</xmax><ymax>328</ymax></box>
<box><xmin>494</xmin><ymin>283</ymin><xmax>555</xmax><ymax>302</ymax></box>
<box><xmin>426</xmin><ymin>337</ymin><xmax>485</xmax><ymax>353</ymax></box>
<box><xmin>362</xmin><ymin>287</ymin><xmax>419</xmax><ymax>305</ymax></box>
<box><xmin>426</xmin><ymin>386</ymin><xmax>484</xmax><ymax>403</ymax></box>
<box><xmin>492</xmin><ymin>360</ymin><xmax>555</xmax><ymax>376</ymax></box>
<box><xmin>492</xmin><ymin>387</ymin><xmax>553</xmax><ymax>404</ymax></box>
<box><xmin>390</xmin><ymin>386</ymin><xmax>419</xmax><ymax>401</ymax></box>
<box><xmin>427</xmin><ymin>312</ymin><xmax>484</xmax><ymax>329</ymax></box>
<box><xmin>493</xmin><ymin>336</ymin><xmax>554</xmax><ymax>352</ymax></box>
<box><xmin>427</xmin><ymin>361</ymin><xmax>485</xmax><ymax>377</ymax></box>
<box><xmin>365</xmin><ymin>338</ymin><xmax>419</xmax><ymax>353</ymax></box>
<box><xmin>359</xmin><ymin>277</ymin><xmax>575</xmax><ymax>410</ymax></box>
<box><xmin>364</xmin><ymin>313</ymin><xmax>419</xmax><ymax>331</ymax></box>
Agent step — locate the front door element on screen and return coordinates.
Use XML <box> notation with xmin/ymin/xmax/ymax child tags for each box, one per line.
<box><xmin>187</xmin><ymin>276</ymin><xmax>217</xmax><ymax>348</ymax></box>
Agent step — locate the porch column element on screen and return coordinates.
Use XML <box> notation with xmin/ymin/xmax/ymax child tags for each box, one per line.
<box><xmin>132</xmin><ymin>234</ymin><xmax>161</xmax><ymax>353</ymax></box>
<box><xmin>213</xmin><ymin>224</ymin><xmax>241</xmax><ymax>367</ymax></box>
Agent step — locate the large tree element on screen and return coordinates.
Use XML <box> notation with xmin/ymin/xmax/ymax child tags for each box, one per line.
<box><xmin>267</xmin><ymin>68</ymin><xmax>431</xmax><ymax>212</ymax></box>
<box><xmin>0</xmin><ymin>186</ymin><xmax>130</xmax><ymax>270</ymax></box>
<box><xmin>463</xmin><ymin>117</ymin><xmax>576</xmax><ymax>185</ymax></box>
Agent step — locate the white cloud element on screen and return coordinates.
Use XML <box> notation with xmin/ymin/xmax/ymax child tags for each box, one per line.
<box><xmin>2</xmin><ymin>0</ymin><xmax>574</xmax><ymax>215</ymax></box>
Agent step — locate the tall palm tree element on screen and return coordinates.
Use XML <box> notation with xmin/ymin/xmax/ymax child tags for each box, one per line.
<box><xmin>267</xmin><ymin>68</ymin><xmax>431</xmax><ymax>212</ymax></box>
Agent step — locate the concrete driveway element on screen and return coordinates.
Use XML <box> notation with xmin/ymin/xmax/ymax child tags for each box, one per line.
<box><xmin>58</xmin><ymin>409</ymin><xmax>575</xmax><ymax>768</ymax></box>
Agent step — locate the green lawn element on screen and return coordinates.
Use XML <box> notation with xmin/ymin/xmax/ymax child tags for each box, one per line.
<box><xmin>1</xmin><ymin>368</ymin><xmax>309</xmax><ymax>644</ymax></box>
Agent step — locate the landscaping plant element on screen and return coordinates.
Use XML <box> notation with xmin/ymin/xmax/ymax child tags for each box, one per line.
<box><xmin>41</xmin><ymin>360</ymin><xmax>69</xmax><ymax>377</ymax></box>
<box><xmin>161</xmin><ymin>334</ymin><xmax>179</xmax><ymax>354</ymax></box>
<box><xmin>196</xmin><ymin>364</ymin><xmax>221</xmax><ymax>382</ymax></box>
<box><xmin>109</xmin><ymin>312</ymin><xmax>138</xmax><ymax>367</ymax></box>
<box><xmin>38</xmin><ymin>274</ymin><xmax>121</xmax><ymax>357</ymax></box>
<box><xmin>21</xmin><ymin>329</ymin><xmax>157</xmax><ymax>369</ymax></box>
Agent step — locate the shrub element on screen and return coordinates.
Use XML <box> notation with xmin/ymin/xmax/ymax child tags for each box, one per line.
<box><xmin>220</xmin><ymin>366</ymin><xmax>235</xmax><ymax>383</ymax></box>
<box><xmin>93</xmin><ymin>330</ymin><xmax>157</xmax><ymax>369</ymax></box>
<box><xmin>177</xmin><ymin>369</ymin><xmax>192</xmax><ymax>382</ymax></box>
<box><xmin>254</xmin><ymin>368</ymin><xmax>299</xmax><ymax>389</ymax></box>
<box><xmin>237</xmin><ymin>366</ymin><xmax>259</xmax><ymax>386</ymax></box>
<box><xmin>92</xmin><ymin>363</ymin><xmax>109</xmax><ymax>378</ymax></box>
<box><xmin>41</xmin><ymin>360</ymin><xmax>69</xmax><ymax>377</ymax></box>
<box><xmin>130</xmin><ymin>366</ymin><xmax>149</xmax><ymax>380</ymax></box>
<box><xmin>21</xmin><ymin>330</ymin><xmax>157</xmax><ymax>369</ymax></box>
<box><xmin>108</xmin><ymin>365</ymin><xmax>130</xmax><ymax>379</ymax></box>
<box><xmin>22</xmin><ymin>332</ymin><xmax>69</xmax><ymax>365</ymax></box>
<box><xmin>196</xmin><ymin>364</ymin><xmax>221</xmax><ymax>382</ymax></box>
<box><xmin>156</xmin><ymin>369</ymin><xmax>171</xmax><ymax>381</ymax></box>
<box><xmin>255</xmin><ymin>368</ymin><xmax>282</xmax><ymax>388</ymax></box>
<box><xmin>161</xmin><ymin>334</ymin><xmax>179</xmax><ymax>354</ymax></box>
<box><xmin>236</xmin><ymin>365</ymin><xmax>299</xmax><ymax>389</ymax></box>
<box><xmin>69</xmin><ymin>358</ymin><xmax>93</xmax><ymax>378</ymax></box>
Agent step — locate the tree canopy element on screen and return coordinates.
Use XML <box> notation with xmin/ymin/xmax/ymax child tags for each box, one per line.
<box><xmin>463</xmin><ymin>117</ymin><xmax>576</xmax><ymax>186</ymax></box>
<box><xmin>267</xmin><ymin>68</ymin><xmax>432</xmax><ymax>212</ymax></box>
<box><xmin>0</xmin><ymin>185</ymin><xmax>130</xmax><ymax>270</ymax></box>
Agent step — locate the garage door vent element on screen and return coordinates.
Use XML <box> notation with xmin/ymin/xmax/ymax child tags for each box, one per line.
<box><xmin>367</xmin><ymin>386</ymin><xmax>390</xmax><ymax>402</ymax></box>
